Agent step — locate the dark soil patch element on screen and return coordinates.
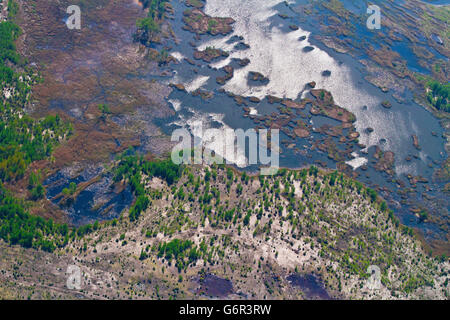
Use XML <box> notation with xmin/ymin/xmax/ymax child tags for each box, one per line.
<box><xmin>196</xmin><ymin>274</ymin><xmax>233</xmax><ymax>297</ymax></box>
<box><xmin>287</xmin><ymin>274</ymin><xmax>332</xmax><ymax>300</ymax></box>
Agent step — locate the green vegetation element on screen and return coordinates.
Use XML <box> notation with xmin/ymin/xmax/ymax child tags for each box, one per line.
<box><xmin>0</xmin><ymin>184</ymin><xmax>69</xmax><ymax>252</ymax></box>
<box><xmin>98</xmin><ymin>103</ymin><xmax>111</xmax><ymax>121</ymax></box>
<box><xmin>136</xmin><ymin>16</ymin><xmax>160</xmax><ymax>35</ymax></box>
<box><xmin>0</xmin><ymin>113</ymin><xmax>71</xmax><ymax>182</ymax></box>
<box><xmin>426</xmin><ymin>80</ymin><xmax>449</xmax><ymax>112</ymax></box>
<box><xmin>156</xmin><ymin>238</ymin><xmax>199</xmax><ymax>272</ymax></box>
<box><xmin>0</xmin><ymin>15</ymin><xmax>73</xmax><ymax>252</ymax></box>
<box><xmin>0</xmin><ymin>19</ymin><xmax>72</xmax><ymax>183</ymax></box>
<box><xmin>134</xmin><ymin>0</ymin><xmax>170</xmax><ymax>45</ymax></box>
<box><xmin>114</xmin><ymin>150</ymin><xmax>182</xmax><ymax>187</ymax></box>
<box><xmin>123</xmin><ymin>163</ymin><xmax>444</xmax><ymax>298</ymax></box>
<box><xmin>207</xmin><ymin>19</ymin><xmax>218</xmax><ymax>33</ymax></box>
<box><xmin>113</xmin><ymin>150</ymin><xmax>182</xmax><ymax>221</ymax></box>
<box><xmin>28</xmin><ymin>170</ymin><xmax>45</xmax><ymax>200</ymax></box>
<box><xmin>129</xmin><ymin>195</ymin><xmax>150</xmax><ymax>222</ymax></box>
<box><xmin>62</xmin><ymin>182</ymin><xmax>77</xmax><ymax>196</ymax></box>
<box><xmin>1</xmin><ymin>150</ymin><xmax>445</xmax><ymax>298</ymax></box>
<box><xmin>7</xmin><ymin>0</ymin><xmax>19</xmax><ymax>19</ymax></box>
<box><xmin>141</xmin><ymin>0</ymin><xmax>169</xmax><ymax>18</ymax></box>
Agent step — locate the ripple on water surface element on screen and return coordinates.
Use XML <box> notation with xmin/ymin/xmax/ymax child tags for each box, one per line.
<box><xmin>196</xmin><ymin>0</ymin><xmax>445</xmax><ymax>175</ymax></box>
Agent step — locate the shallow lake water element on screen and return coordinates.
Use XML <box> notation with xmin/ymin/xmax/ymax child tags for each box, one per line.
<box><xmin>199</xmin><ymin>0</ymin><xmax>445</xmax><ymax>174</ymax></box>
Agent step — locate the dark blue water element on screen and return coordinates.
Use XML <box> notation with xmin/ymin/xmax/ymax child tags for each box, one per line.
<box><xmin>44</xmin><ymin>169</ymin><xmax>134</xmax><ymax>226</ymax></box>
<box><xmin>420</xmin><ymin>0</ymin><xmax>450</xmax><ymax>5</ymax></box>
<box><xmin>144</xmin><ymin>0</ymin><xmax>448</xmax><ymax>242</ymax></box>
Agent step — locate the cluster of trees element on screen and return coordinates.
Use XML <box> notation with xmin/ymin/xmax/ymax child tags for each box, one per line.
<box><xmin>62</xmin><ymin>182</ymin><xmax>77</xmax><ymax>196</ymax></box>
<box><xmin>0</xmin><ymin>17</ymin><xmax>74</xmax><ymax>251</ymax></box>
<box><xmin>0</xmin><ymin>184</ymin><xmax>69</xmax><ymax>251</ymax></box>
<box><xmin>114</xmin><ymin>150</ymin><xmax>182</xmax><ymax>186</ymax></box>
<box><xmin>366</xmin><ymin>188</ymin><xmax>378</xmax><ymax>203</ymax></box>
<box><xmin>137</xmin><ymin>162</ymin><xmax>438</xmax><ymax>291</ymax></box>
<box><xmin>0</xmin><ymin>21</ymin><xmax>21</xmax><ymax>74</ymax></box>
<box><xmin>28</xmin><ymin>171</ymin><xmax>45</xmax><ymax>200</ymax></box>
<box><xmin>97</xmin><ymin>103</ymin><xmax>111</xmax><ymax>121</ymax></box>
<box><xmin>0</xmin><ymin>114</ymin><xmax>72</xmax><ymax>182</ymax></box>
<box><xmin>0</xmin><ymin>19</ymin><xmax>33</xmax><ymax>111</ymax></box>
<box><xmin>427</xmin><ymin>80</ymin><xmax>449</xmax><ymax>112</ymax></box>
<box><xmin>113</xmin><ymin>150</ymin><xmax>182</xmax><ymax>221</ymax></box>
<box><xmin>7</xmin><ymin>0</ymin><xmax>19</xmax><ymax>19</ymax></box>
<box><xmin>0</xmin><ymin>178</ymin><xmax>100</xmax><ymax>252</ymax></box>
<box><xmin>113</xmin><ymin>153</ymin><xmax>149</xmax><ymax>221</ymax></box>
<box><xmin>129</xmin><ymin>195</ymin><xmax>149</xmax><ymax>222</ymax></box>
<box><xmin>141</xmin><ymin>158</ymin><xmax>181</xmax><ymax>185</ymax></box>
<box><xmin>134</xmin><ymin>0</ymin><xmax>169</xmax><ymax>45</ymax></box>
<box><xmin>113</xmin><ymin>152</ymin><xmax>141</xmax><ymax>183</ymax></box>
<box><xmin>1</xmin><ymin>19</ymin><xmax>72</xmax><ymax>182</ymax></box>
<box><xmin>141</xmin><ymin>0</ymin><xmax>169</xmax><ymax>18</ymax></box>
<box><xmin>136</xmin><ymin>16</ymin><xmax>159</xmax><ymax>35</ymax></box>
<box><xmin>76</xmin><ymin>220</ymin><xmax>99</xmax><ymax>237</ymax></box>
<box><xmin>156</xmin><ymin>238</ymin><xmax>200</xmax><ymax>272</ymax></box>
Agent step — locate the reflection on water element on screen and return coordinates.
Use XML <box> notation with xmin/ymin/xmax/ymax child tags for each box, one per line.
<box><xmin>419</xmin><ymin>0</ymin><xmax>450</xmax><ymax>5</ymax></box>
<box><xmin>198</xmin><ymin>0</ymin><xmax>444</xmax><ymax>177</ymax></box>
<box><xmin>170</xmin><ymin>107</ymin><xmax>248</xmax><ymax>167</ymax></box>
